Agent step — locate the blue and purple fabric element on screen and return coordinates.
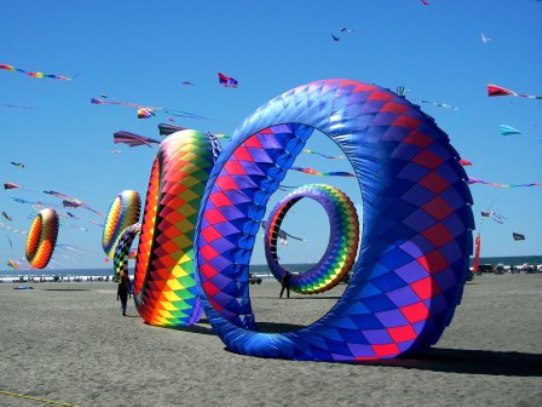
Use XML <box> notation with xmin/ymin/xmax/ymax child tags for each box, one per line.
<box><xmin>194</xmin><ymin>79</ymin><xmax>474</xmax><ymax>362</ymax></box>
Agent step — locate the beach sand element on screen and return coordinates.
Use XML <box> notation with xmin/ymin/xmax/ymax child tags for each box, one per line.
<box><xmin>0</xmin><ymin>274</ymin><xmax>541</xmax><ymax>407</ymax></box>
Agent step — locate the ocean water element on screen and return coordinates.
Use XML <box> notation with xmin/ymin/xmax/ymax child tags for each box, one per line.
<box><xmin>2</xmin><ymin>255</ymin><xmax>541</xmax><ymax>280</ymax></box>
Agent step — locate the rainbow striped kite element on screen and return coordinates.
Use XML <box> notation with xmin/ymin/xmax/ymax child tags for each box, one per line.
<box><xmin>0</xmin><ymin>63</ymin><xmax>72</xmax><ymax>80</ymax></box>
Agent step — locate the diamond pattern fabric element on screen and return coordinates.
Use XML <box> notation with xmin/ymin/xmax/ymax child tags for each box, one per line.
<box><xmin>265</xmin><ymin>184</ymin><xmax>359</xmax><ymax>294</ymax></box>
<box><xmin>134</xmin><ymin>130</ymin><xmax>217</xmax><ymax>326</ymax></box>
<box><xmin>194</xmin><ymin>79</ymin><xmax>473</xmax><ymax>361</ymax></box>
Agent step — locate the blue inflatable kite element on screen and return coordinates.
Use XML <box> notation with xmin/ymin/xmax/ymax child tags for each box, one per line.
<box><xmin>194</xmin><ymin>79</ymin><xmax>473</xmax><ymax>362</ymax></box>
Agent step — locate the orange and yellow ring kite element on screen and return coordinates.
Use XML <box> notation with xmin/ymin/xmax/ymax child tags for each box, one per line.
<box><xmin>25</xmin><ymin>208</ymin><xmax>59</xmax><ymax>269</ymax></box>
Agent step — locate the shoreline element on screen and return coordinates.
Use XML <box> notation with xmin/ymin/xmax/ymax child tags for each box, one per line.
<box><xmin>2</xmin><ymin>261</ymin><xmax>541</xmax><ymax>283</ymax></box>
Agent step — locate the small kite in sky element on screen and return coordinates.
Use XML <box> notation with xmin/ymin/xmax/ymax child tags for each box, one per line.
<box><xmin>499</xmin><ymin>124</ymin><xmax>521</xmax><ymax>136</ymax></box>
<box><xmin>332</xmin><ymin>27</ymin><xmax>354</xmax><ymax>42</ymax></box>
<box><xmin>291</xmin><ymin>166</ymin><xmax>355</xmax><ymax>178</ymax></box>
<box><xmin>110</xmin><ymin>149</ymin><xmax>122</xmax><ymax>154</ymax></box>
<box><xmin>43</xmin><ymin>190</ymin><xmax>104</xmax><ymax>217</ymax></box>
<box><xmin>7</xmin><ymin>259</ymin><xmax>22</xmax><ymax>270</ymax></box>
<box><xmin>9</xmin><ymin>197</ymin><xmax>58</xmax><ymax>208</ymax></box>
<box><xmin>113</xmin><ymin>131</ymin><xmax>161</xmax><ymax>147</ymax></box>
<box><xmin>416</xmin><ymin>98</ymin><xmax>458</xmax><ymax>111</ymax></box>
<box><xmin>136</xmin><ymin>107</ymin><xmax>155</xmax><ymax>119</ymax></box>
<box><xmin>459</xmin><ymin>158</ymin><xmax>473</xmax><ymax>166</ymax></box>
<box><xmin>420</xmin><ymin>0</ymin><xmax>430</xmax><ymax>5</ymax></box>
<box><xmin>480</xmin><ymin>210</ymin><xmax>506</xmax><ymax>224</ymax></box>
<box><xmin>481</xmin><ymin>33</ymin><xmax>492</xmax><ymax>43</ymax></box>
<box><xmin>468</xmin><ymin>177</ymin><xmax>542</xmax><ymax>188</ymax></box>
<box><xmin>4</xmin><ymin>182</ymin><xmax>22</xmax><ymax>190</ymax></box>
<box><xmin>2</xmin><ymin>211</ymin><xmax>13</xmax><ymax>221</ymax></box>
<box><xmin>512</xmin><ymin>232</ymin><xmax>525</xmax><ymax>241</ymax></box>
<box><xmin>0</xmin><ymin>220</ymin><xmax>26</xmax><ymax>235</ymax></box>
<box><xmin>303</xmin><ymin>149</ymin><xmax>345</xmax><ymax>160</ymax></box>
<box><xmin>0</xmin><ymin>63</ymin><xmax>72</xmax><ymax>80</ymax></box>
<box><xmin>260</xmin><ymin>221</ymin><xmax>305</xmax><ymax>245</ymax></box>
<box><xmin>396</xmin><ymin>86</ymin><xmax>458</xmax><ymax>110</ymax></box>
<box><xmin>181</xmin><ymin>81</ymin><xmax>195</xmax><ymax>86</ymax></box>
<box><xmin>218</xmin><ymin>72</ymin><xmax>238</xmax><ymax>88</ymax></box>
<box><xmin>158</xmin><ymin>122</ymin><xmax>187</xmax><ymax>136</ymax></box>
<box><xmin>1</xmin><ymin>103</ymin><xmax>36</xmax><ymax>111</ymax></box>
<box><xmin>10</xmin><ymin>162</ymin><xmax>25</xmax><ymax>169</ymax></box>
<box><xmin>91</xmin><ymin>96</ymin><xmax>206</xmax><ymax>120</ymax></box>
<box><xmin>487</xmin><ymin>84</ymin><xmax>542</xmax><ymax>100</ymax></box>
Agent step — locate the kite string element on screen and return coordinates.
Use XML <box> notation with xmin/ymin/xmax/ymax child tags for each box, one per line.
<box><xmin>0</xmin><ymin>389</ymin><xmax>77</xmax><ymax>407</ymax></box>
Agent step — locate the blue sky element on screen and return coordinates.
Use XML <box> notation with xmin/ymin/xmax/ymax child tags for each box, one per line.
<box><xmin>1</xmin><ymin>0</ymin><xmax>541</xmax><ymax>269</ymax></box>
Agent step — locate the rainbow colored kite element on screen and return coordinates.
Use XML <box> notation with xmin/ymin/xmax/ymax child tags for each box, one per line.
<box><xmin>468</xmin><ymin>177</ymin><xmax>542</xmax><ymax>188</ymax></box>
<box><xmin>0</xmin><ymin>63</ymin><xmax>72</xmax><ymax>80</ymax></box>
<box><xmin>302</xmin><ymin>149</ymin><xmax>345</xmax><ymax>160</ymax></box>
<box><xmin>291</xmin><ymin>166</ymin><xmax>355</xmax><ymax>177</ymax></box>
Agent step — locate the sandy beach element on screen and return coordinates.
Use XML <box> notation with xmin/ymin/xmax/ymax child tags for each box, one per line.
<box><xmin>0</xmin><ymin>274</ymin><xmax>541</xmax><ymax>407</ymax></box>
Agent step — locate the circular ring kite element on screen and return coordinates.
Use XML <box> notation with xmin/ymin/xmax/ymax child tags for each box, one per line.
<box><xmin>194</xmin><ymin>79</ymin><xmax>474</xmax><ymax>362</ymax></box>
<box><xmin>102</xmin><ymin>190</ymin><xmax>141</xmax><ymax>259</ymax></box>
<box><xmin>265</xmin><ymin>184</ymin><xmax>359</xmax><ymax>294</ymax></box>
<box><xmin>25</xmin><ymin>208</ymin><xmax>59</xmax><ymax>269</ymax></box>
<box><xmin>113</xmin><ymin>223</ymin><xmax>141</xmax><ymax>280</ymax></box>
<box><xmin>134</xmin><ymin>130</ymin><xmax>219</xmax><ymax>327</ymax></box>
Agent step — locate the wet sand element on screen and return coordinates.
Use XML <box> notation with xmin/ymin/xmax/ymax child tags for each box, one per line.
<box><xmin>0</xmin><ymin>274</ymin><xmax>541</xmax><ymax>406</ymax></box>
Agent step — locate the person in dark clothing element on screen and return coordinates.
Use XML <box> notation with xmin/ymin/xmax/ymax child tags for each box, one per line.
<box><xmin>280</xmin><ymin>272</ymin><xmax>292</xmax><ymax>299</ymax></box>
<box><xmin>117</xmin><ymin>272</ymin><xmax>130</xmax><ymax>316</ymax></box>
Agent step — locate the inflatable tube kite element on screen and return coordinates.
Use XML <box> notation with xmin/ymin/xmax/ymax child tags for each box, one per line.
<box><xmin>113</xmin><ymin>223</ymin><xmax>141</xmax><ymax>279</ymax></box>
<box><xmin>194</xmin><ymin>79</ymin><xmax>474</xmax><ymax>361</ymax></box>
<box><xmin>102</xmin><ymin>190</ymin><xmax>141</xmax><ymax>259</ymax></box>
<box><xmin>134</xmin><ymin>130</ymin><xmax>219</xmax><ymax>327</ymax></box>
<box><xmin>265</xmin><ymin>184</ymin><xmax>359</xmax><ymax>294</ymax></box>
<box><xmin>25</xmin><ymin>208</ymin><xmax>59</xmax><ymax>269</ymax></box>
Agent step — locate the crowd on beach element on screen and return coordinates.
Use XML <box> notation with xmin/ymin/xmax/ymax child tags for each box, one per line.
<box><xmin>473</xmin><ymin>263</ymin><xmax>542</xmax><ymax>275</ymax></box>
<box><xmin>2</xmin><ymin>263</ymin><xmax>541</xmax><ymax>285</ymax></box>
<box><xmin>0</xmin><ymin>274</ymin><xmax>113</xmax><ymax>284</ymax></box>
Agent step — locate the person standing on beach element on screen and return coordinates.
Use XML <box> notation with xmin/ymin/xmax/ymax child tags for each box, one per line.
<box><xmin>117</xmin><ymin>272</ymin><xmax>131</xmax><ymax>316</ymax></box>
<box><xmin>280</xmin><ymin>272</ymin><xmax>292</xmax><ymax>299</ymax></box>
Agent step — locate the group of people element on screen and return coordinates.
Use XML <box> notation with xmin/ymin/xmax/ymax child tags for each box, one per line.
<box><xmin>116</xmin><ymin>270</ymin><xmax>292</xmax><ymax>317</ymax></box>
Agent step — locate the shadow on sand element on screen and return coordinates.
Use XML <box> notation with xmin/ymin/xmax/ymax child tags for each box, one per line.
<box><xmin>162</xmin><ymin>318</ymin><xmax>216</xmax><ymax>336</ymax></box>
<box><xmin>136</xmin><ymin>314</ymin><xmax>542</xmax><ymax>377</ymax></box>
<box><xmin>238</xmin><ymin>322</ymin><xmax>542</xmax><ymax>377</ymax></box>
<box><xmin>363</xmin><ymin>348</ymin><xmax>542</xmax><ymax>377</ymax></box>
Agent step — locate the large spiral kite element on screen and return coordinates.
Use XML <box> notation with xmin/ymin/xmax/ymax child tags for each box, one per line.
<box><xmin>102</xmin><ymin>190</ymin><xmax>141</xmax><ymax>259</ymax></box>
<box><xmin>25</xmin><ymin>208</ymin><xmax>59</xmax><ymax>269</ymax></box>
<box><xmin>113</xmin><ymin>223</ymin><xmax>141</xmax><ymax>279</ymax></box>
<box><xmin>264</xmin><ymin>184</ymin><xmax>359</xmax><ymax>294</ymax></box>
<box><xmin>133</xmin><ymin>130</ymin><xmax>218</xmax><ymax>327</ymax></box>
<box><xmin>193</xmin><ymin>79</ymin><xmax>474</xmax><ymax>362</ymax></box>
